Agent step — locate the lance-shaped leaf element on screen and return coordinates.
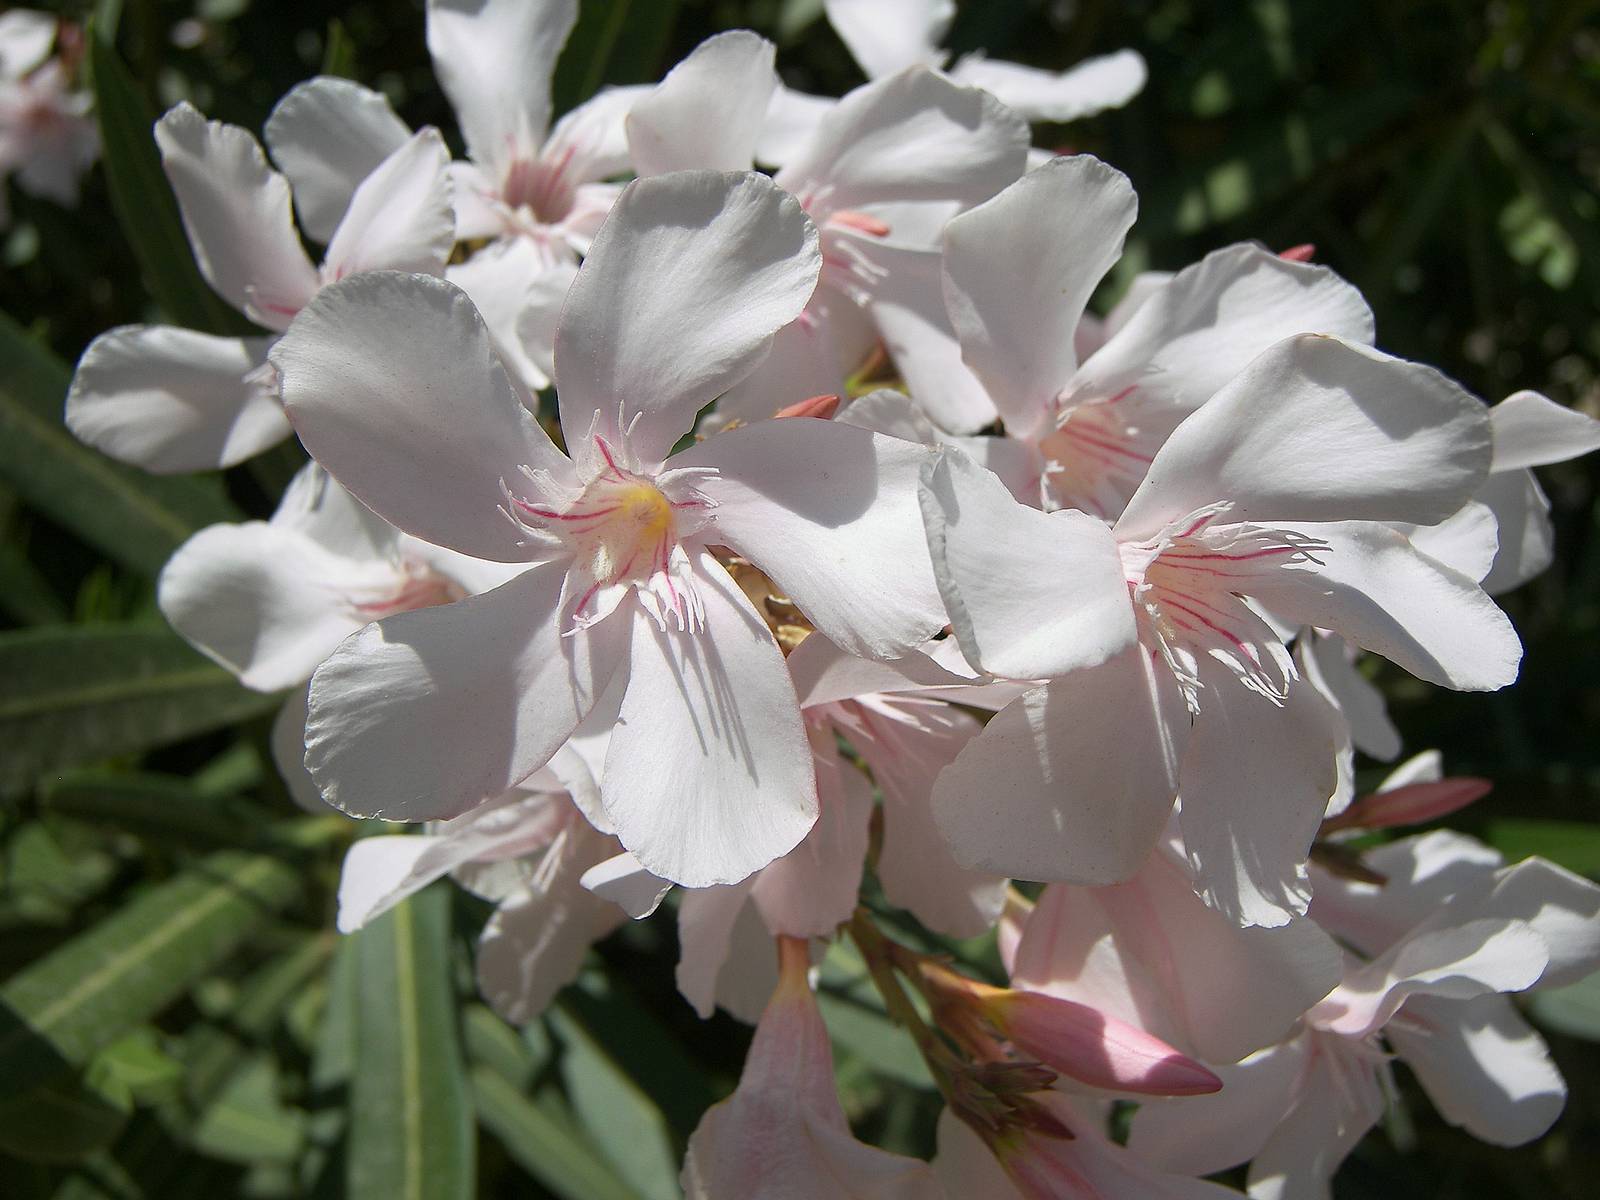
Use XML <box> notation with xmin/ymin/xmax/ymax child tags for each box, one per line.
<box><xmin>0</xmin><ymin>626</ymin><xmax>282</xmax><ymax>798</ymax></box>
<box><xmin>347</xmin><ymin>885</ymin><xmax>475</xmax><ymax>1200</ymax></box>
<box><xmin>472</xmin><ymin>1065</ymin><xmax>642</xmax><ymax>1200</ymax></box>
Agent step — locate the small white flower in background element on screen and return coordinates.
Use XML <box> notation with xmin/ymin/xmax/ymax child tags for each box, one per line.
<box><xmin>65</xmin><ymin>100</ymin><xmax>454</xmax><ymax>473</ymax></box>
<box><xmin>0</xmin><ymin>10</ymin><xmax>97</xmax><ymax>228</ymax></box>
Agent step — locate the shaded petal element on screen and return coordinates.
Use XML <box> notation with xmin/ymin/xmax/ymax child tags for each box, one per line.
<box><xmin>1303</xmin><ymin>632</ymin><xmax>1401</xmax><ymax>761</ymax></box>
<box><xmin>1390</xmin><ymin>994</ymin><xmax>1565</xmax><ymax>1146</ymax></box>
<box><xmin>680</xmin><ymin>417</ymin><xmax>947</xmax><ymax>659</ymax></box>
<box><xmin>1477</xmin><ymin>470</ymin><xmax>1554</xmax><ymax>594</ymax></box>
<box><xmin>602</xmin><ymin>553</ymin><xmax>818</xmax><ymax>888</ymax></box>
<box><xmin>931</xmin><ymin>651</ymin><xmax>1186</xmax><ymax>884</ymax></box>
<box><xmin>274</xmin><ymin>271</ymin><xmax>569</xmax><ymax>562</ymax></box>
<box><xmin>1251</xmin><ymin>520</ymin><xmax>1522</xmax><ymax>691</ymax></box>
<box><xmin>154</xmin><ymin>102</ymin><xmax>318</xmax><ymax>329</ymax></box>
<box><xmin>425</xmin><ymin>0</ymin><xmax>574</xmax><ymax>172</ymax></box>
<box><xmin>270</xmin><ymin>684</ymin><xmax>328</xmax><ymax>813</ymax></box>
<box><xmin>579</xmin><ymin>851</ymin><xmax>671</xmax><ymax>919</ymax></box>
<box><xmin>555</xmin><ymin>171</ymin><xmax>820</xmax><ymax>469</ymax></box>
<box><xmin>786</xmin><ymin>632</ymin><xmax>976</xmax><ymax>710</ymax></box>
<box><xmin>1403</xmin><ymin>498</ymin><xmax>1499</xmax><ymax>582</ymax></box>
<box><xmin>824</xmin><ymin>0</ymin><xmax>951</xmax><ymax>78</ymax></box>
<box><xmin>304</xmin><ymin>561</ymin><xmax>627</xmax><ymax>821</ymax></box>
<box><xmin>321</xmin><ymin>127</ymin><xmax>455</xmax><ymax>280</ymax></box>
<box><xmin>921</xmin><ymin>445</ymin><xmax>1133</xmax><ymax>678</ymax></box>
<box><xmin>1117</xmin><ymin>336</ymin><xmax>1492</xmax><ymax>538</ymax></box>
<box><xmin>263</xmin><ymin>76</ymin><xmax>412</xmax><ymax>243</ymax></box>
<box><xmin>448</xmin><ymin>241</ymin><xmax>576</xmax><ymax>393</ymax></box>
<box><xmin>778</xmin><ymin>66</ymin><xmax>1029</xmax><ymax>220</ymax></box>
<box><xmin>1490</xmin><ymin>389</ymin><xmax>1600</xmax><ymax>471</ymax></box>
<box><xmin>949</xmin><ymin>48</ymin><xmax>1148</xmax><ymax>122</ymax></box>
<box><xmin>942</xmin><ymin>155</ymin><xmax>1136</xmax><ymax>438</ymax></box>
<box><xmin>1177</xmin><ymin>672</ymin><xmax>1343</xmax><ymax>928</ymax></box>
<box><xmin>65</xmin><ymin>326</ymin><xmax>285</xmax><ymax>472</ymax></box>
<box><xmin>755</xmin><ymin>85</ymin><xmax>834</xmax><ymax>167</ymax></box>
<box><xmin>626</xmin><ymin>31</ymin><xmax>774</xmax><ymax>176</ymax></box>
<box><xmin>675</xmin><ymin>880</ymin><xmax>758</xmax><ymax>1019</ymax></box>
<box><xmin>0</xmin><ymin>10</ymin><xmax>57</xmax><ymax>78</ymax></box>
<box><xmin>544</xmin><ymin>84</ymin><xmax>651</xmax><ymax>181</ymax></box>
<box><xmin>710</xmin><ymin>299</ymin><xmax>852</xmax><ymax>426</ymax></box>
<box><xmin>1246</xmin><ymin>1048</ymin><xmax>1383</xmax><ymax>1200</ymax></box>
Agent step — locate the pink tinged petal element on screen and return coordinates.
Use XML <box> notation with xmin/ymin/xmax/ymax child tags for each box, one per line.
<box><xmin>65</xmin><ymin>327</ymin><xmax>286</xmax><ymax>472</ymax></box>
<box><xmin>1489</xmin><ymin>389</ymin><xmax>1600</xmax><ymax>471</ymax></box>
<box><xmin>933</xmin><ymin>1110</ymin><xmax>1024</xmax><ymax>1200</ymax></box>
<box><xmin>749</xmin><ymin>734</ymin><xmax>872</xmax><ymax>937</ymax></box>
<box><xmin>1011</xmin><ymin>853</ymin><xmax>1344</xmax><ymax>1065</ymax></box>
<box><xmin>948</xmin><ymin>48</ymin><xmax>1148</xmax><ymax>122</ymax></box>
<box><xmin>866</xmin><ymin>240</ymin><xmax>998</xmax><ymax>434</ymax></box>
<box><xmin>554</xmin><ymin>170</ymin><xmax>821</xmax><ymax>469</ymax></box>
<box><xmin>824</xmin><ymin>0</ymin><xmax>952</xmax><ymax>78</ymax></box>
<box><xmin>579</xmin><ymin>851</ymin><xmax>671</xmax><ymax>919</ymax></box>
<box><xmin>1251</xmin><ymin>520</ymin><xmax>1522</xmax><ymax>691</ymax></box>
<box><xmin>273</xmin><ymin>271</ymin><xmax>570</xmax><ymax>562</ymax></box>
<box><xmin>931</xmin><ymin>650</ymin><xmax>1187</xmax><ymax>885</ymax></box>
<box><xmin>1245</xmin><ymin>1046</ymin><xmax>1384</xmax><ymax>1200</ymax></box>
<box><xmin>1388</xmin><ymin>993</ymin><xmax>1566</xmax><ymax>1146</ymax></box>
<box><xmin>425</xmin><ymin>0</ymin><xmax>575</xmax><ymax>173</ymax></box>
<box><xmin>1177</xmin><ymin>673</ymin><xmax>1343</xmax><ymax>928</ymax></box>
<box><xmin>1116</xmin><ymin>336</ymin><xmax>1493</xmax><ymax>539</ymax></box>
<box><xmin>755</xmin><ymin>85</ymin><xmax>834</xmax><ymax>167</ymax></box>
<box><xmin>710</xmin><ymin>303</ymin><xmax>851</xmax><ymax>427</ymax></box>
<box><xmin>263</xmin><ymin>76</ymin><xmax>412</xmax><ymax>244</ymax></box>
<box><xmin>776</xmin><ymin>67</ymin><xmax>1030</xmax><ymax>217</ymax></box>
<box><xmin>446</xmin><ymin>159</ymin><xmax>508</xmax><ymax>241</ymax></box>
<box><xmin>320</xmin><ymin>127</ymin><xmax>454</xmax><ymax>280</ymax></box>
<box><xmin>942</xmin><ymin>156</ymin><xmax>1137</xmax><ymax>439</ymax></box>
<box><xmin>449</xmin><ymin>242</ymin><xmax>575</xmax><ymax>393</ymax></box>
<box><xmin>920</xmin><ymin>446</ymin><xmax>1134</xmax><ymax>679</ymax></box>
<box><xmin>601</xmin><ymin>552</ymin><xmax>817</xmax><ymax>888</ymax></box>
<box><xmin>840</xmin><ymin>387</ymin><xmax>940</xmax><ymax>444</ymax></box>
<box><xmin>1065</xmin><ymin>242</ymin><xmax>1375</xmax><ymax>418</ymax></box>
<box><xmin>476</xmin><ymin>820</ymin><xmax>625</xmax><ymax>1024</ymax></box>
<box><xmin>680</xmin><ymin>417</ymin><xmax>947</xmax><ymax>658</ymax></box>
<box><xmin>1311</xmin><ymin>917</ymin><xmax>1548</xmax><ymax>1039</ymax></box>
<box><xmin>157</xmin><ymin>520</ymin><xmax>390</xmax><ymax>692</ymax></box>
<box><xmin>675</xmin><ymin>880</ymin><xmax>759</xmax><ymax>1019</ymax></box>
<box><xmin>682</xmin><ymin>938</ymin><xmax>943</xmax><ymax>1200</ymax></box>
<box><xmin>1129</xmin><ymin>1041</ymin><xmax>1313</xmax><ymax>1179</ymax></box>
<box><xmin>153</xmin><ymin>102</ymin><xmax>319</xmax><ymax>330</ymax></box>
<box><xmin>990</xmin><ymin>990</ymin><xmax>1222</xmax><ymax>1096</ymax></box>
<box><xmin>304</xmin><ymin>560</ymin><xmax>626</xmax><ymax>822</ymax></box>
<box><xmin>1425</xmin><ymin>856</ymin><xmax>1600</xmax><ymax>990</ymax></box>
<box><xmin>626</xmin><ymin>31</ymin><xmax>775</xmax><ymax>176</ymax></box>
<box><xmin>271</xmin><ymin>685</ymin><xmax>329</xmax><ymax>814</ymax></box>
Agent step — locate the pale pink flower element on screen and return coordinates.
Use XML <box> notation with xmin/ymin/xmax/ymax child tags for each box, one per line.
<box><xmin>0</xmin><ymin>11</ymin><xmax>96</xmax><ymax>227</ymax></box>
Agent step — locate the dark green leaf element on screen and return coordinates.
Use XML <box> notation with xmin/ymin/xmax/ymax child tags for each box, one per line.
<box><xmin>321</xmin><ymin>19</ymin><xmax>356</xmax><ymax>78</ymax></box>
<box><xmin>85</xmin><ymin>29</ymin><xmax>255</xmax><ymax>335</ymax></box>
<box><xmin>0</xmin><ymin>312</ymin><xmax>239</xmax><ymax>577</ymax></box>
<box><xmin>39</xmin><ymin>770</ymin><xmax>275</xmax><ymax>848</ymax></box>
<box><xmin>1484</xmin><ymin>819</ymin><xmax>1600</xmax><ymax>879</ymax></box>
<box><xmin>347</xmin><ymin>886</ymin><xmax>475</xmax><ymax>1200</ymax></box>
<box><xmin>552</xmin><ymin>0</ymin><xmax>680</xmax><ymax>117</ymax></box>
<box><xmin>192</xmin><ymin>1055</ymin><xmax>307</xmax><ymax>1164</ymax></box>
<box><xmin>472</xmin><ymin>1065</ymin><xmax>641</xmax><ymax>1200</ymax></box>
<box><xmin>0</xmin><ymin>625</ymin><xmax>282</xmax><ymax>798</ymax></box>
<box><xmin>0</xmin><ymin>1072</ymin><xmax>129</xmax><ymax>1165</ymax></box>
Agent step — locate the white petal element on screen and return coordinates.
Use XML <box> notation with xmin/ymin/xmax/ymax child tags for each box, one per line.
<box><xmin>675</xmin><ymin>881</ymin><xmax>757</xmax><ymax>1019</ymax></box>
<box><xmin>272</xmin><ymin>462</ymin><xmax>397</xmax><ymax>560</ymax></box>
<box><xmin>1067</xmin><ymin>242</ymin><xmax>1374</xmax><ymax>417</ymax></box>
<box><xmin>601</xmin><ymin>554</ymin><xmax>818</xmax><ymax>888</ymax></box>
<box><xmin>755</xmin><ymin>85</ymin><xmax>834</xmax><ymax>167</ymax></box>
<box><xmin>1177</xmin><ymin>673</ymin><xmax>1342</xmax><ymax>928</ymax></box>
<box><xmin>949</xmin><ymin>48</ymin><xmax>1148</xmax><ymax>122</ymax></box>
<box><xmin>0</xmin><ymin>10</ymin><xmax>57</xmax><ymax>78</ymax></box>
<box><xmin>709</xmin><ymin>300</ymin><xmax>851</xmax><ymax>427</ymax></box>
<box><xmin>579</xmin><ymin>851</ymin><xmax>671</xmax><ymax>919</ymax></box>
<box><xmin>1245</xmin><ymin>1048</ymin><xmax>1383</xmax><ymax>1200</ymax></box>
<box><xmin>786</xmin><ymin>632</ymin><xmax>976</xmax><ymax>710</ymax></box>
<box><xmin>543</xmin><ymin>84</ymin><xmax>651</xmax><ymax>181</ymax></box>
<box><xmin>824</xmin><ymin>0</ymin><xmax>951</xmax><ymax>78</ymax></box>
<box><xmin>1389</xmin><ymin>994</ymin><xmax>1566</xmax><ymax>1145</ymax></box>
<box><xmin>1252</xmin><ymin>521</ymin><xmax>1522</xmax><ymax>691</ymax></box>
<box><xmin>932</xmin><ymin>651</ymin><xmax>1186</xmax><ymax>884</ymax></box>
<box><xmin>866</xmin><ymin>240</ymin><xmax>998</xmax><ymax>434</ymax></box>
<box><xmin>1402</xmin><ymin>499</ymin><xmax>1499</xmax><ymax>582</ymax></box>
<box><xmin>321</xmin><ymin>127</ymin><xmax>455</xmax><ymax>280</ymax></box>
<box><xmin>154</xmin><ymin>102</ymin><xmax>319</xmax><ymax>329</ymax></box>
<box><xmin>1117</xmin><ymin>336</ymin><xmax>1493</xmax><ymax>538</ymax></box>
<box><xmin>942</xmin><ymin>155</ymin><xmax>1136</xmax><ymax>438</ymax></box>
<box><xmin>425</xmin><ymin>0</ymin><xmax>575</xmax><ymax>172</ymax></box>
<box><xmin>65</xmin><ymin>326</ymin><xmax>286</xmax><ymax>472</ymax></box>
<box><xmin>263</xmin><ymin>76</ymin><xmax>412</xmax><ymax>244</ymax></box>
<box><xmin>449</xmin><ymin>241</ymin><xmax>576</xmax><ymax>393</ymax></box>
<box><xmin>777</xmin><ymin>67</ymin><xmax>1029</xmax><ymax>219</ymax></box>
<box><xmin>1477</xmin><ymin>470</ymin><xmax>1555</xmax><ymax>594</ymax></box>
<box><xmin>157</xmin><ymin>520</ymin><xmax>388</xmax><ymax>691</ymax></box>
<box><xmin>270</xmin><ymin>685</ymin><xmax>329</xmax><ymax>813</ymax></box>
<box><xmin>920</xmin><ymin>445</ymin><xmax>1134</xmax><ymax>679</ymax></box>
<box><xmin>626</xmin><ymin>31</ymin><xmax>775</xmax><ymax>176</ymax></box>
<box><xmin>305</xmin><ymin>561</ymin><xmax>627</xmax><ymax>821</ymax></box>
<box><xmin>1489</xmin><ymin>389</ymin><xmax>1600</xmax><ymax>471</ymax></box>
<box><xmin>1303</xmin><ymin>633</ymin><xmax>1401</xmax><ymax>761</ymax></box>
<box><xmin>554</xmin><ymin>171</ymin><xmax>820</xmax><ymax>469</ymax></box>
<box><xmin>680</xmin><ymin>417</ymin><xmax>947</xmax><ymax>659</ymax></box>
<box><xmin>273</xmin><ymin>271</ymin><xmax>569</xmax><ymax>562</ymax></box>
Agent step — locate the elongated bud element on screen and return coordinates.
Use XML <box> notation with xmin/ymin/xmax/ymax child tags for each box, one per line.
<box><xmin>1322</xmin><ymin>777</ymin><xmax>1491</xmax><ymax>834</ymax></box>
<box><xmin>774</xmin><ymin>393</ymin><xmax>841</xmax><ymax>420</ymax></box>
<box><xmin>1279</xmin><ymin>243</ymin><xmax>1316</xmax><ymax>261</ymax></box>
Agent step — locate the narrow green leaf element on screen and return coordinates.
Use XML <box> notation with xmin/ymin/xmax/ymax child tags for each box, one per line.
<box><xmin>347</xmin><ymin>886</ymin><xmax>474</xmax><ymax>1200</ymax></box>
<box><xmin>0</xmin><ymin>541</ymin><xmax>68</xmax><ymax>624</ymax></box>
<box><xmin>0</xmin><ymin>625</ymin><xmax>281</xmax><ymax>798</ymax></box>
<box><xmin>0</xmin><ymin>1072</ymin><xmax>129</xmax><ymax>1165</ymax></box>
<box><xmin>85</xmin><ymin>28</ymin><xmax>254</xmax><ymax>335</ymax></box>
<box><xmin>321</xmin><ymin>19</ymin><xmax>357</xmax><ymax>78</ymax></box>
<box><xmin>0</xmin><ymin>846</ymin><xmax>301</xmax><ymax>1095</ymax></box>
<box><xmin>0</xmin><ymin>312</ymin><xmax>239</xmax><ymax>576</ymax></box>
<box><xmin>192</xmin><ymin>1055</ymin><xmax>307</xmax><ymax>1164</ymax></box>
<box><xmin>472</xmin><ymin>1065</ymin><xmax>641</xmax><ymax>1200</ymax></box>
<box><xmin>552</xmin><ymin>0</ymin><xmax>680</xmax><ymax>117</ymax></box>
<box><xmin>39</xmin><ymin>770</ymin><xmax>275</xmax><ymax>848</ymax></box>
<box><xmin>550</xmin><ymin>1007</ymin><xmax>681</xmax><ymax>1199</ymax></box>
<box><xmin>1483</xmin><ymin>819</ymin><xmax>1600</xmax><ymax>879</ymax></box>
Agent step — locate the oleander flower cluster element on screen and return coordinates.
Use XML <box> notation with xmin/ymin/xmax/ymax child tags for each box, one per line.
<box><xmin>63</xmin><ymin>2</ymin><xmax>1600</xmax><ymax>1196</ymax></box>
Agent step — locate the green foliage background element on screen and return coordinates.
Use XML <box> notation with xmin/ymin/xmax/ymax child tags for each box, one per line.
<box><xmin>1</xmin><ymin>1</ymin><xmax>1597</xmax><ymax>1196</ymax></box>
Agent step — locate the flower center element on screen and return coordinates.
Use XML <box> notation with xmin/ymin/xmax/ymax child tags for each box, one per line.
<box><xmin>1035</xmin><ymin>386</ymin><xmax>1151</xmax><ymax>516</ymax></box>
<box><xmin>501</xmin><ymin>147</ymin><xmax>577</xmax><ymax>225</ymax></box>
